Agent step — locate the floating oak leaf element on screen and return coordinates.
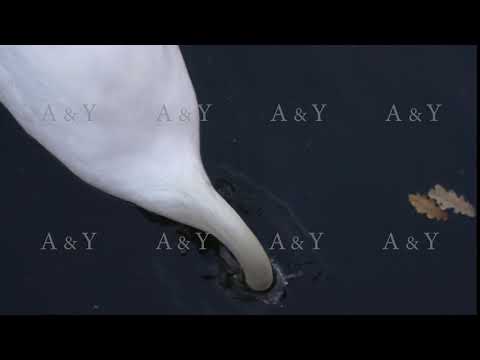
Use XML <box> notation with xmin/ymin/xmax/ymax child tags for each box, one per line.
<box><xmin>428</xmin><ymin>184</ymin><xmax>476</xmax><ymax>218</ymax></box>
<box><xmin>408</xmin><ymin>194</ymin><xmax>448</xmax><ymax>221</ymax></box>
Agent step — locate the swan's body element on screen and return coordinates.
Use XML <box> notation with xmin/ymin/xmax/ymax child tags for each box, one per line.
<box><xmin>0</xmin><ymin>45</ymin><xmax>273</xmax><ymax>291</ymax></box>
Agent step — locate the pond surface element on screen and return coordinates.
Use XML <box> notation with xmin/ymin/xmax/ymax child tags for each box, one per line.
<box><xmin>0</xmin><ymin>46</ymin><xmax>476</xmax><ymax>314</ymax></box>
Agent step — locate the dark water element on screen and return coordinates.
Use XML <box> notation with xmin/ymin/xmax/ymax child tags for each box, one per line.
<box><xmin>0</xmin><ymin>46</ymin><xmax>476</xmax><ymax>314</ymax></box>
<box><xmin>145</xmin><ymin>165</ymin><xmax>329</xmax><ymax>311</ymax></box>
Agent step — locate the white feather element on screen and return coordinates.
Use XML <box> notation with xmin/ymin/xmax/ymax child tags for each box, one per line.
<box><xmin>0</xmin><ymin>45</ymin><xmax>273</xmax><ymax>291</ymax></box>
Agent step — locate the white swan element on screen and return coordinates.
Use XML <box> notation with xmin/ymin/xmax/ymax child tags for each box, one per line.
<box><xmin>0</xmin><ymin>45</ymin><xmax>273</xmax><ymax>291</ymax></box>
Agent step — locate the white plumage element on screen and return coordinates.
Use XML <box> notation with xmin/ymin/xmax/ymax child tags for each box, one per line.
<box><xmin>0</xmin><ymin>45</ymin><xmax>273</xmax><ymax>291</ymax></box>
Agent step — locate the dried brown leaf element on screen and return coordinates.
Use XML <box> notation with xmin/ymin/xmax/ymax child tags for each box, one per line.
<box><xmin>409</xmin><ymin>193</ymin><xmax>448</xmax><ymax>221</ymax></box>
<box><xmin>428</xmin><ymin>184</ymin><xmax>476</xmax><ymax>218</ymax></box>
